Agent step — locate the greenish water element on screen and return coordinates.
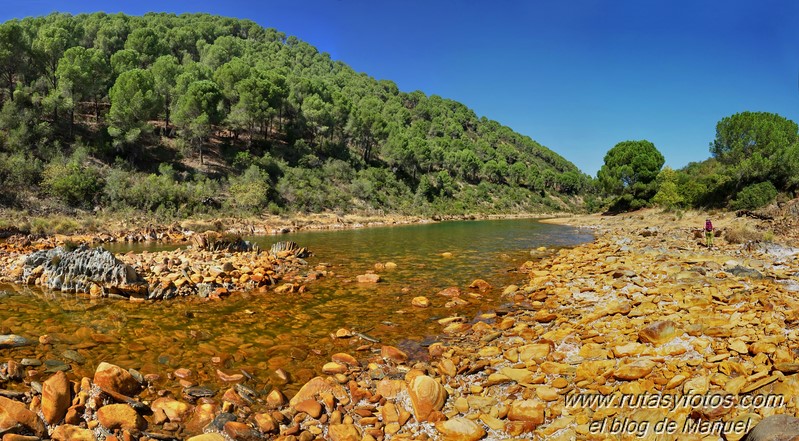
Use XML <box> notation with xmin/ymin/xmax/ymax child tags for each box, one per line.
<box><xmin>0</xmin><ymin>219</ymin><xmax>592</xmax><ymax>398</ymax></box>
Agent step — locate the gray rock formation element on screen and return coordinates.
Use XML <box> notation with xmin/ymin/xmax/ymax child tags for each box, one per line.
<box><xmin>22</xmin><ymin>244</ymin><xmax>147</xmax><ymax>297</ymax></box>
<box><xmin>742</xmin><ymin>415</ymin><xmax>799</xmax><ymax>441</ymax></box>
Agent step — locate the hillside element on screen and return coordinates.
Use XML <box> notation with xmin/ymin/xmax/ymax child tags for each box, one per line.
<box><xmin>0</xmin><ymin>12</ymin><xmax>593</xmax><ymax>219</ymax></box>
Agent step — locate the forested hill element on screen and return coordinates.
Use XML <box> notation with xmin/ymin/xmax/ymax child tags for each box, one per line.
<box><xmin>0</xmin><ymin>12</ymin><xmax>592</xmax><ymax>218</ymax></box>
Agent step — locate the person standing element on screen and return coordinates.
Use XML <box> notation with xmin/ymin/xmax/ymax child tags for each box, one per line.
<box><xmin>705</xmin><ymin>218</ymin><xmax>714</xmax><ymax>247</ymax></box>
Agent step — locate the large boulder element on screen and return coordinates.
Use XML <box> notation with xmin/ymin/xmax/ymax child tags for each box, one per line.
<box><xmin>21</xmin><ymin>244</ymin><xmax>147</xmax><ymax>297</ymax></box>
<box><xmin>742</xmin><ymin>415</ymin><xmax>799</xmax><ymax>441</ymax></box>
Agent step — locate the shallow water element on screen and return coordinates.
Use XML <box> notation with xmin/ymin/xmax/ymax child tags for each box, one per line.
<box><xmin>0</xmin><ymin>218</ymin><xmax>592</xmax><ymax>398</ymax></box>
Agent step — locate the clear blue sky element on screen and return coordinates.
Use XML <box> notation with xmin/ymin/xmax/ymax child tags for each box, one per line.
<box><xmin>3</xmin><ymin>1</ymin><xmax>799</xmax><ymax>176</ymax></box>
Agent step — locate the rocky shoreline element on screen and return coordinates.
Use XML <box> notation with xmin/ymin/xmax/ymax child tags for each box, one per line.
<box><xmin>2</xmin><ymin>208</ymin><xmax>799</xmax><ymax>440</ymax></box>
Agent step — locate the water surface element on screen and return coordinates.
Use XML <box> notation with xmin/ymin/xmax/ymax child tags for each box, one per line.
<box><xmin>0</xmin><ymin>218</ymin><xmax>592</xmax><ymax>396</ymax></box>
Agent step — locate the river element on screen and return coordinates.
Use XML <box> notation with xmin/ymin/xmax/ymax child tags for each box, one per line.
<box><xmin>0</xmin><ymin>218</ymin><xmax>592</xmax><ymax>398</ymax></box>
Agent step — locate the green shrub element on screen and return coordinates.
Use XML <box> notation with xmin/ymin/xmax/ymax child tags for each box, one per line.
<box><xmin>103</xmin><ymin>164</ymin><xmax>220</xmax><ymax>216</ymax></box>
<box><xmin>730</xmin><ymin>181</ymin><xmax>777</xmax><ymax>210</ymax></box>
<box><xmin>42</xmin><ymin>161</ymin><xmax>103</xmax><ymax>208</ymax></box>
<box><xmin>229</xmin><ymin>165</ymin><xmax>270</xmax><ymax>212</ymax></box>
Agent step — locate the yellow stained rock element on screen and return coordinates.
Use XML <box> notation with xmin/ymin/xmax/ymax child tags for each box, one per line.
<box><xmin>540</xmin><ymin>361</ymin><xmax>575</xmax><ymax>375</ymax></box>
<box><xmin>411</xmin><ymin>296</ymin><xmax>431</xmax><ymax>308</ymax></box>
<box><xmin>728</xmin><ymin>340</ymin><xmax>749</xmax><ymax>354</ymax></box>
<box><xmin>435</xmin><ymin>417</ymin><xmax>486</xmax><ymax>441</ymax></box>
<box><xmin>483</xmin><ymin>373</ymin><xmax>512</xmax><ymax>386</ymax></box>
<box><xmin>479</xmin><ymin>413</ymin><xmax>505</xmax><ymax>431</ymax></box>
<box><xmin>508</xmin><ymin>399</ymin><xmax>545</xmax><ymax>424</ymax></box>
<box><xmin>327</xmin><ymin>423</ymin><xmax>361</xmax><ymax>441</ymax></box>
<box><xmin>575</xmin><ymin>360</ymin><xmax>615</xmax><ymax>381</ymax></box>
<box><xmin>535</xmin><ymin>386</ymin><xmax>560</xmax><ymax>401</ymax></box>
<box><xmin>408</xmin><ymin>375</ymin><xmax>447</xmax><ymax>422</ymax></box>
<box><xmin>499</xmin><ymin>367</ymin><xmax>533</xmax><ymax>384</ymax></box>
<box><xmin>613</xmin><ymin>358</ymin><xmax>656</xmax><ymax>381</ymax></box>
<box><xmin>466</xmin><ymin>395</ymin><xmax>496</xmax><ymax>411</ymax></box>
<box><xmin>519</xmin><ymin>343</ymin><xmax>551</xmax><ymax>361</ymax></box>
<box><xmin>638</xmin><ymin>320</ymin><xmax>681</xmax><ymax>346</ymax></box>
<box><xmin>664</xmin><ymin>374</ymin><xmax>687</xmax><ymax>390</ymax></box>
<box><xmin>478</xmin><ymin>346</ymin><xmax>501</xmax><ymax>357</ymax></box>
<box><xmin>612</xmin><ymin>342</ymin><xmax>646</xmax><ymax>358</ymax></box>
<box><xmin>741</xmin><ymin>375</ymin><xmax>779</xmax><ymax>394</ymax></box>
<box><xmin>579</xmin><ymin>342</ymin><xmax>609</xmax><ymax>359</ymax></box>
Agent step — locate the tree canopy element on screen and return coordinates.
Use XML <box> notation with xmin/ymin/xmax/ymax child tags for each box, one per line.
<box><xmin>0</xmin><ymin>12</ymin><xmax>591</xmax><ymax>217</ymax></box>
<box><xmin>710</xmin><ymin>111</ymin><xmax>799</xmax><ymax>189</ymax></box>
<box><xmin>597</xmin><ymin>140</ymin><xmax>664</xmax><ymax>211</ymax></box>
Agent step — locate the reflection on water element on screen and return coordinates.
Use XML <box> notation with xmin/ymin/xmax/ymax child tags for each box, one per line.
<box><xmin>0</xmin><ymin>219</ymin><xmax>592</xmax><ymax>396</ymax></box>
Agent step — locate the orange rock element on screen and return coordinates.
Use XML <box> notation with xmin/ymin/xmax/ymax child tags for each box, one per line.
<box><xmin>51</xmin><ymin>424</ymin><xmax>97</xmax><ymax>441</ymax></box>
<box><xmin>185</xmin><ymin>434</ymin><xmax>226</xmax><ymax>441</ymax></box>
<box><xmin>41</xmin><ymin>371</ymin><xmax>71</xmax><ymax>425</ymax></box>
<box><xmin>381</xmin><ymin>345</ymin><xmax>408</xmax><ymax>363</ymax></box>
<box><xmin>437</xmin><ymin>287</ymin><xmax>461</xmax><ymax>297</ymax></box>
<box><xmin>468</xmin><ymin>279</ymin><xmax>492</xmax><ymax>292</ymax></box>
<box><xmin>294</xmin><ymin>399</ymin><xmax>323</xmax><ymax>419</ymax></box>
<box><xmin>328</xmin><ymin>423</ymin><xmax>361</xmax><ymax>441</ymax></box>
<box><xmin>216</xmin><ymin>369</ymin><xmax>244</xmax><ymax>382</ymax></box>
<box><xmin>266</xmin><ymin>389</ymin><xmax>287</xmax><ymax>408</ymax></box>
<box><xmin>331</xmin><ymin>353</ymin><xmax>358</xmax><ymax>366</ymax></box>
<box><xmin>223</xmin><ymin>421</ymin><xmax>260</xmax><ymax>440</ymax></box>
<box><xmin>322</xmin><ymin>362</ymin><xmax>347</xmax><ymax>374</ymax></box>
<box><xmin>638</xmin><ymin>320</ymin><xmax>681</xmax><ymax>346</ymax></box>
<box><xmin>93</xmin><ymin>362</ymin><xmax>141</xmax><ymax>396</ymax></box>
<box><xmin>151</xmin><ymin>397</ymin><xmax>193</xmax><ymax>422</ymax></box>
<box><xmin>505</xmin><ymin>420</ymin><xmax>538</xmax><ymax>436</ymax></box>
<box><xmin>288</xmin><ymin>377</ymin><xmax>348</xmax><ymax>407</ymax></box>
<box><xmin>382</xmin><ymin>402</ymin><xmax>400</xmax><ymax>423</ymax></box>
<box><xmin>408</xmin><ymin>375</ymin><xmax>447</xmax><ymax>422</ymax></box>
<box><xmin>435</xmin><ymin>417</ymin><xmax>486</xmax><ymax>441</ymax></box>
<box><xmin>412</xmin><ymin>296</ymin><xmax>431</xmax><ymax>307</ymax></box>
<box><xmin>375</xmin><ymin>379</ymin><xmax>407</xmax><ymax>398</ymax></box>
<box><xmin>96</xmin><ymin>403</ymin><xmax>147</xmax><ymax>431</ymax></box>
<box><xmin>613</xmin><ymin>358</ymin><xmax>656</xmax><ymax>381</ymax></box>
<box><xmin>0</xmin><ymin>396</ymin><xmax>47</xmax><ymax>437</ymax></box>
<box><xmin>533</xmin><ymin>309</ymin><xmax>557</xmax><ymax>323</ymax></box>
<box><xmin>508</xmin><ymin>399</ymin><xmax>545</xmax><ymax>424</ymax></box>
<box><xmin>254</xmin><ymin>412</ymin><xmax>279</xmax><ymax>433</ymax></box>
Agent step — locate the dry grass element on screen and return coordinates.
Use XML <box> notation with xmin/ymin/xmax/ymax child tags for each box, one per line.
<box><xmin>724</xmin><ymin>225</ymin><xmax>764</xmax><ymax>244</ymax></box>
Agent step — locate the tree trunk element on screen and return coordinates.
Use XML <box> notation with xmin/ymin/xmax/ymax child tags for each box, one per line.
<box><xmin>6</xmin><ymin>73</ymin><xmax>13</xmax><ymax>102</ymax></box>
<box><xmin>268</xmin><ymin>115</ymin><xmax>273</xmax><ymax>139</ymax></box>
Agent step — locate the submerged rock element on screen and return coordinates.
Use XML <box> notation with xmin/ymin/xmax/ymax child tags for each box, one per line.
<box><xmin>0</xmin><ymin>334</ymin><xmax>32</xmax><ymax>348</ymax></box>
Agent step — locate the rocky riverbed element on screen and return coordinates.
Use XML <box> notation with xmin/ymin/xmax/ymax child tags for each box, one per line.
<box><xmin>2</xmin><ymin>208</ymin><xmax>799</xmax><ymax>440</ymax></box>
<box><xmin>0</xmin><ymin>234</ymin><xmax>315</xmax><ymax>301</ymax></box>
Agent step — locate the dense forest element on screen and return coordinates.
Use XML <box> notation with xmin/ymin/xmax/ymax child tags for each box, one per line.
<box><xmin>0</xmin><ymin>12</ymin><xmax>595</xmax><ymax>220</ymax></box>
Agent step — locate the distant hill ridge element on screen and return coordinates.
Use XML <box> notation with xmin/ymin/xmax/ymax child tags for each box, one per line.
<box><xmin>0</xmin><ymin>12</ymin><xmax>593</xmax><ymax>216</ymax></box>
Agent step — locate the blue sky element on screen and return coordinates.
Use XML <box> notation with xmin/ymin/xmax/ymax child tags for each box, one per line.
<box><xmin>3</xmin><ymin>1</ymin><xmax>799</xmax><ymax>175</ymax></box>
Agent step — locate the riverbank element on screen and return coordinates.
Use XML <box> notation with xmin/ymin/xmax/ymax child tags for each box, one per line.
<box><xmin>2</xmin><ymin>207</ymin><xmax>799</xmax><ymax>440</ymax></box>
